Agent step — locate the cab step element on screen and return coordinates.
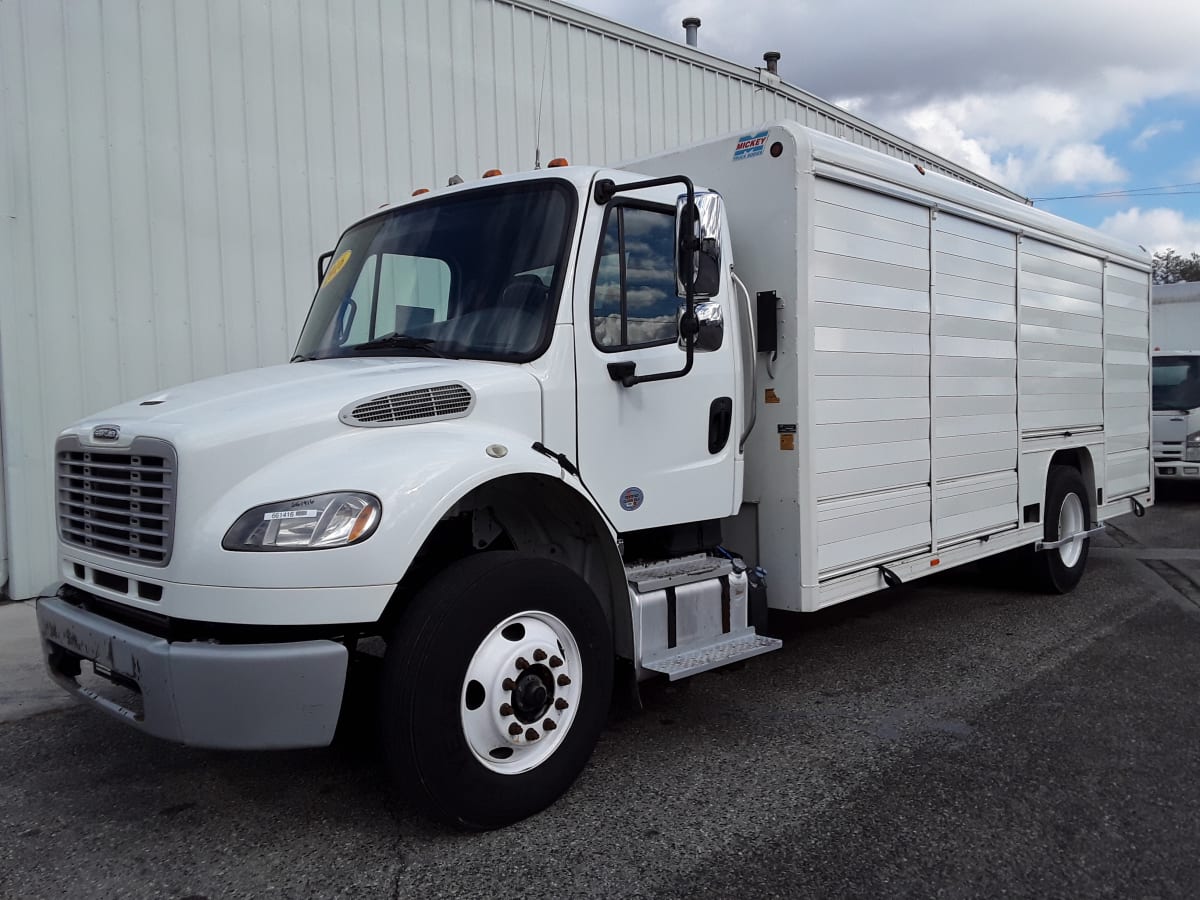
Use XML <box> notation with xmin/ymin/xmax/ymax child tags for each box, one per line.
<box><xmin>643</xmin><ymin>630</ymin><xmax>782</xmax><ymax>681</ymax></box>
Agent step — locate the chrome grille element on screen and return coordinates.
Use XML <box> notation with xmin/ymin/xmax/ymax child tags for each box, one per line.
<box><xmin>56</xmin><ymin>436</ymin><xmax>177</xmax><ymax>566</ymax></box>
<box><xmin>341</xmin><ymin>383</ymin><xmax>474</xmax><ymax>427</ymax></box>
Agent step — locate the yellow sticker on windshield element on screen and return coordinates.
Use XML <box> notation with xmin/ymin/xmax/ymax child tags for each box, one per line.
<box><xmin>322</xmin><ymin>250</ymin><xmax>352</xmax><ymax>287</ymax></box>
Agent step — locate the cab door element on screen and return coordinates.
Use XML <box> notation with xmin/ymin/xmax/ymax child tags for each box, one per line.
<box><xmin>573</xmin><ymin>177</ymin><xmax>742</xmax><ymax>532</ymax></box>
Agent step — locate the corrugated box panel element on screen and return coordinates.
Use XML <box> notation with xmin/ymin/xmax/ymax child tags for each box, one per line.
<box><xmin>931</xmin><ymin>212</ymin><xmax>1018</xmax><ymax>542</ymax></box>
<box><xmin>811</xmin><ymin>178</ymin><xmax>931</xmax><ymax>574</ymax></box>
<box><xmin>1018</xmin><ymin>237</ymin><xmax>1105</xmax><ymax>434</ymax></box>
<box><xmin>0</xmin><ymin>0</ymin><xmax>1023</xmax><ymax>597</ymax></box>
<box><xmin>1104</xmin><ymin>262</ymin><xmax>1151</xmax><ymax>498</ymax></box>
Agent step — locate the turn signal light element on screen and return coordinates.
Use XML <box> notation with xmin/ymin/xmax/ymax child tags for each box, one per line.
<box><xmin>548</xmin><ymin>157</ymin><xmax>569</xmax><ymax>167</ymax></box>
<box><xmin>483</xmin><ymin>168</ymin><xmax>503</xmax><ymax>178</ymax></box>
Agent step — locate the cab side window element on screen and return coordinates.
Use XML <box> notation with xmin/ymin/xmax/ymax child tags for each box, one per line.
<box><xmin>592</xmin><ymin>205</ymin><xmax>677</xmax><ymax>349</ymax></box>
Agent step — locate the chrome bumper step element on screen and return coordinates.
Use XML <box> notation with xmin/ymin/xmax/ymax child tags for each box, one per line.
<box><xmin>643</xmin><ymin>631</ymin><xmax>782</xmax><ymax>681</ymax></box>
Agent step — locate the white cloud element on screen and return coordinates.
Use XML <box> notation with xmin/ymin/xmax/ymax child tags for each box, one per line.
<box><xmin>1098</xmin><ymin>207</ymin><xmax>1200</xmax><ymax>255</ymax></box>
<box><xmin>1132</xmin><ymin>120</ymin><xmax>1185</xmax><ymax>151</ymax></box>
<box><xmin>1042</xmin><ymin>144</ymin><xmax>1128</xmax><ymax>187</ymax></box>
<box><xmin>575</xmin><ymin>0</ymin><xmax>1200</xmax><ymax>198</ymax></box>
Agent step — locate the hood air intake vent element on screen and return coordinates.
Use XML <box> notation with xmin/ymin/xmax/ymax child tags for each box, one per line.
<box><xmin>340</xmin><ymin>382</ymin><xmax>475</xmax><ymax>427</ymax></box>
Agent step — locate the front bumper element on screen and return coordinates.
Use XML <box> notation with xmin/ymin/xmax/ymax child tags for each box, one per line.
<box><xmin>36</xmin><ymin>595</ymin><xmax>348</xmax><ymax>749</ymax></box>
<box><xmin>1154</xmin><ymin>460</ymin><xmax>1200</xmax><ymax>479</ymax></box>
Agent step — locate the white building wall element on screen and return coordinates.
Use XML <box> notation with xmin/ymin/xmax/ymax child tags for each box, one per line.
<box><xmin>0</xmin><ymin>0</ymin><xmax>1024</xmax><ymax>599</ymax></box>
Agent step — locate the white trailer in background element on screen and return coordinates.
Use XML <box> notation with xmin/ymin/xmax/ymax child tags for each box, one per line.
<box><xmin>1151</xmin><ymin>281</ymin><xmax>1200</xmax><ymax>479</ymax></box>
<box><xmin>38</xmin><ymin>122</ymin><xmax>1153</xmax><ymax>829</ymax></box>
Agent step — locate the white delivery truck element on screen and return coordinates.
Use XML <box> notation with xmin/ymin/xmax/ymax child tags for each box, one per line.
<box><xmin>38</xmin><ymin>122</ymin><xmax>1154</xmax><ymax>829</ymax></box>
<box><xmin>1150</xmin><ymin>281</ymin><xmax>1200</xmax><ymax>479</ymax></box>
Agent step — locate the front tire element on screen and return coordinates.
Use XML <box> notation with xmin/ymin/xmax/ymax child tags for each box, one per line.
<box><xmin>380</xmin><ymin>552</ymin><xmax>613</xmax><ymax>829</ymax></box>
<box><xmin>1030</xmin><ymin>466</ymin><xmax>1091</xmax><ymax>594</ymax></box>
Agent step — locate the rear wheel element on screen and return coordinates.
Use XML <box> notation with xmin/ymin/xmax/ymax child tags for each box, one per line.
<box><xmin>380</xmin><ymin>552</ymin><xmax>613</xmax><ymax>829</ymax></box>
<box><xmin>1030</xmin><ymin>466</ymin><xmax>1091</xmax><ymax>594</ymax></box>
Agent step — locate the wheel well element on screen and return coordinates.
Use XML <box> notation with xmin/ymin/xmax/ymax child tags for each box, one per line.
<box><xmin>378</xmin><ymin>474</ymin><xmax>631</xmax><ymax>656</ymax></box>
<box><xmin>1047</xmin><ymin>447</ymin><xmax>1098</xmax><ymax>521</ymax></box>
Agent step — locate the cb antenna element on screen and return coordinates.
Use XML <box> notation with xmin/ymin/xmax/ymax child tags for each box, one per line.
<box><xmin>533</xmin><ymin>17</ymin><xmax>552</xmax><ymax>169</ymax></box>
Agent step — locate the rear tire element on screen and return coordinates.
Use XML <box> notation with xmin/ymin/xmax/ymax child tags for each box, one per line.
<box><xmin>380</xmin><ymin>552</ymin><xmax>613</xmax><ymax>829</ymax></box>
<box><xmin>1030</xmin><ymin>466</ymin><xmax>1091</xmax><ymax>594</ymax></box>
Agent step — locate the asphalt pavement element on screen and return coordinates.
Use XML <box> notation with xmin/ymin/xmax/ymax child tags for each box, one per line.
<box><xmin>2</xmin><ymin>482</ymin><xmax>1198</xmax><ymax>899</ymax></box>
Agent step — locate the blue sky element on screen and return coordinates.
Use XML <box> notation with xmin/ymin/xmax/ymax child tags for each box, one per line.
<box><xmin>574</xmin><ymin>0</ymin><xmax>1200</xmax><ymax>255</ymax></box>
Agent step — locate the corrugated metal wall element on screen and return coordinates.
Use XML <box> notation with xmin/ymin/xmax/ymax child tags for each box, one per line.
<box><xmin>0</xmin><ymin>0</ymin><xmax>1022</xmax><ymax>598</ymax></box>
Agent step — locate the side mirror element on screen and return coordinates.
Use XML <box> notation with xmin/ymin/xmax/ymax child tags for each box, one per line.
<box><xmin>677</xmin><ymin>301</ymin><xmax>724</xmax><ymax>352</ymax></box>
<box><xmin>317</xmin><ymin>250</ymin><xmax>334</xmax><ymax>284</ymax></box>
<box><xmin>675</xmin><ymin>191</ymin><xmax>723</xmax><ymax>299</ymax></box>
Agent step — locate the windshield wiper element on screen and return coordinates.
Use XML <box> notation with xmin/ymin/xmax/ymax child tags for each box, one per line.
<box><xmin>351</xmin><ymin>333</ymin><xmax>448</xmax><ymax>357</ymax></box>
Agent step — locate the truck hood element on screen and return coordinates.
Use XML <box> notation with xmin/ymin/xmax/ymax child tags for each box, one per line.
<box><xmin>56</xmin><ymin>357</ymin><xmax>553</xmax><ymax>596</ymax></box>
<box><xmin>64</xmin><ymin>357</ymin><xmax>543</xmax><ymax>452</ymax></box>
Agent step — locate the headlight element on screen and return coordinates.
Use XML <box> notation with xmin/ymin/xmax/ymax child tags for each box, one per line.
<box><xmin>223</xmin><ymin>492</ymin><xmax>381</xmax><ymax>551</ymax></box>
<box><xmin>1186</xmin><ymin>430</ymin><xmax>1200</xmax><ymax>463</ymax></box>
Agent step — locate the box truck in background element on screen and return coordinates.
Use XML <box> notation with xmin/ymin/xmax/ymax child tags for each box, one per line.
<box><xmin>1151</xmin><ymin>281</ymin><xmax>1200</xmax><ymax>479</ymax></box>
<box><xmin>37</xmin><ymin>122</ymin><xmax>1154</xmax><ymax>828</ymax></box>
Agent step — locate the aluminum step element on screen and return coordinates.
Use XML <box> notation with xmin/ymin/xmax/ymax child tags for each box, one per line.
<box><xmin>642</xmin><ymin>631</ymin><xmax>782</xmax><ymax>681</ymax></box>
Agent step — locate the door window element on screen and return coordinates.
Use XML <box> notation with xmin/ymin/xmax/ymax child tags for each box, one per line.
<box><xmin>591</xmin><ymin>205</ymin><xmax>678</xmax><ymax>350</ymax></box>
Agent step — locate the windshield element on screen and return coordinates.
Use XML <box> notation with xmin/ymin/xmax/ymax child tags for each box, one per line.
<box><xmin>295</xmin><ymin>181</ymin><xmax>577</xmax><ymax>362</ymax></box>
<box><xmin>1152</xmin><ymin>356</ymin><xmax>1200</xmax><ymax>411</ymax></box>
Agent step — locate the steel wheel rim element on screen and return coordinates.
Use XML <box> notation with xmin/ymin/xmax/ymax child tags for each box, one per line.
<box><xmin>1057</xmin><ymin>492</ymin><xmax>1085</xmax><ymax>568</ymax></box>
<box><xmin>461</xmin><ymin>610</ymin><xmax>582</xmax><ymax>775</ymax></box>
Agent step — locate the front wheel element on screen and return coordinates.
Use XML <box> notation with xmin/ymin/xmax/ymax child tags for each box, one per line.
<box><xmin>1030</xmin><ymin>466</ymin><xmax>1091</xmax><ymax>594</ymax></box>
<box><xmin>380</xmin><ymin>552</ymin><xmax>613</xmax><ymax>829</ymax></box>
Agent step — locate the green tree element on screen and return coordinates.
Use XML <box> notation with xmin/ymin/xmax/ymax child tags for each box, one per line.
<box><xmin>1152</xmin><ymin>248</ymin><xmax>1200</xmax><ymax>285</ymax></box>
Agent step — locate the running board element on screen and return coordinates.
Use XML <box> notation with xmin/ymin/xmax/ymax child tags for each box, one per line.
<box><xmin>642</xmin><ymin>631</ymin><xmax>782</xmax><ymax>681</ymax></box>
<box><xmin>1034</xmin><ymin>524</ymin><xmax>1106</xmax><ymax>551</ymax></box>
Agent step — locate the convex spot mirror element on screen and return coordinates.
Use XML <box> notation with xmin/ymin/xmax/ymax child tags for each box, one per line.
<box><xmin>675</xmin><ymin>191</ymin><xmax>724</xmax><ymax>299</ymax></box>
<box><xmin>677</xmin><ymin>301</ymin><xmax>724</xmax><ymax>352</ymax></box>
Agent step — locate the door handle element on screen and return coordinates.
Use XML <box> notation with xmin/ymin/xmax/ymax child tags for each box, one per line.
<box><xmin>709</xmin><ymin>397</ymin><xmax>733</xmax><ymax>453</ymax></box>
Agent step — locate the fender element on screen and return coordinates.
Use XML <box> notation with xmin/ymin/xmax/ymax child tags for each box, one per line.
<box><xmin>150</xmin><ymin>423</ymin><xmax>596</xmax><ymax>593</ymax></box>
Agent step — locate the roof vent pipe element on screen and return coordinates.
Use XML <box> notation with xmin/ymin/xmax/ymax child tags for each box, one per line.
<box><xmin>682</xmin><ymin>17</ymin><xmax>701</xmax><ymax>48</ymax></box>
<box><xmin>763</xmin><ymin>51</ymin><xmax>780</xmax><ymax>75</ymax></box>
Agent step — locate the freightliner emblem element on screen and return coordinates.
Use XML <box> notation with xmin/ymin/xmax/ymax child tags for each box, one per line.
<box><xmin>92</xmin><ymin>425</ymin><xmax>121</xmax><ymax>442</ymax></box>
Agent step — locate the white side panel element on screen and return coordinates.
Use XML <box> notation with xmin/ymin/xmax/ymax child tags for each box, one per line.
<box><xmin>811</xmin><ymin>178</ymin><xmax>931</xmax><ymax>575</ymax></box>
<box><xmin>935</xmin><ymin>471</ymin><xmax>1018</xmax><ymax>543</ymax></box>
<box><xmin>931</xmin><ymin>212</ymin><xmax>1018</xmax><ymax>545</ymax></box>
<box><xmin>1019</xmin><ymin>238</ymin><xmax>1104</xmax><ymax>435</ymax></box>
<box><xmin>1104</xmin><ymin>262</ymin><xmax>1151</xmax><ymax>499</ymax></box>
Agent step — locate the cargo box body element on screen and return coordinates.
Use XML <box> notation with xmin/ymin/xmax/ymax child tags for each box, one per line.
<box><xmin>634</xmin><ymin>122</ymin><xmax>1153</xmax><ymax>611</ymax></box>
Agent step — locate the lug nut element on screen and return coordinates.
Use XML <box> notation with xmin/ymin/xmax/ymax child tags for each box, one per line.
<box><xmin>515</xmin><ymin>657</ymin><xmax>530</xmax><ymax>670</ymax></box>
<box><xmin>508</xmin><ymin>722</ymin><xmax>522</xmax><ymax>736</ymax></box>
<box><xmin>502</xmin><ymin>677</ymin><xmax>516</xmax><ymax>691</ymax></box>
<box><xmin>533</xmin><ymin>648</ymin><xmax>547</xmax><ymax>662</ymax></box>
<box><xmin>499</xmin><ymin>703</ymin><xmax>513</xmax><ymax>716</ymax></box>
<box><xmin>543</xmin><ymin>719</ymin><xmax>556</xmax><ymax>731</ymax></box>
<box><xmin>554</xmin><ymin>698</ymin><xmax>569</xmax><ymax>711</ymax></box>
<box><xmin>557</xmin><ymin>674</ymin><xmax>571</xmax><ymax>687</ymax></box>
<box><xmin>525</xmin><ymin>728</ymin><xmax>540</xmax><ymax>741</ymax></box>
<box><xmin>549</xmin><ymin>655</ymin><xmax>563</xmax><ymax>668</ymax></box>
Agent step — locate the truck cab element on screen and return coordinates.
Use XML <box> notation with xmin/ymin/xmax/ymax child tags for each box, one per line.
<box><xmin>1152</xmin><ymin>351</ymin><xmax>1200</xmax><ymax>479</ymax></box>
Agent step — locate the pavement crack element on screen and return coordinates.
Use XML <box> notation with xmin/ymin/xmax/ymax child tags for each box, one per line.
<box><xmin>1141</xmin><ymin>559</ymin><xmax>1200</xmax><ymax>607</ymax></box>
